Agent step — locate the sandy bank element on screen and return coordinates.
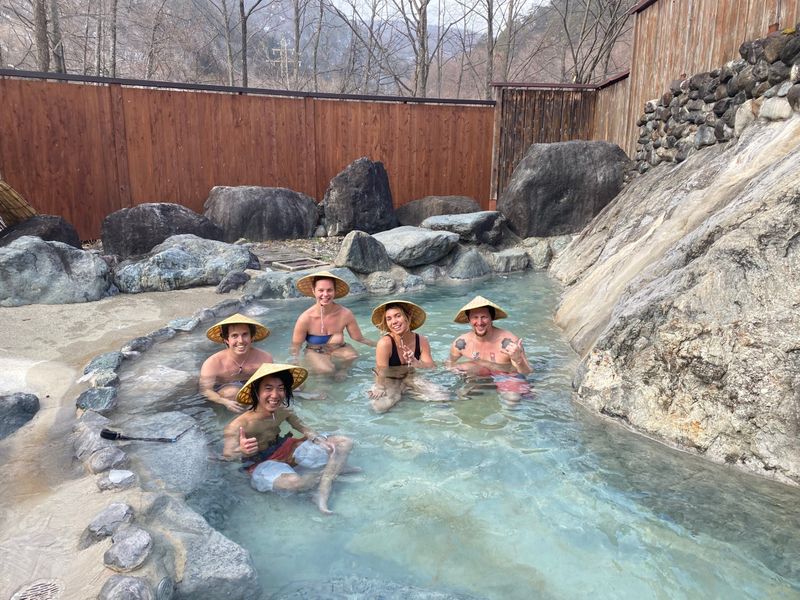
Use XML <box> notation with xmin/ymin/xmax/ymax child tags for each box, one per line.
<box><xmin>0</xmin><ymin>287</ymin><xmax>225</xmax><ymax>598</ymax></box>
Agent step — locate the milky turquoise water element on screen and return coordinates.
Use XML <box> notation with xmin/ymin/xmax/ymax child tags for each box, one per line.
<box><xmin>121</xmin><ymin>272</ymin><xmax>800</xmax><ymax>599</ymax></box>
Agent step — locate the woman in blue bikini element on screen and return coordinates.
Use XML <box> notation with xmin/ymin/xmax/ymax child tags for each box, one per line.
<box><xmin>291</xmin><ymin>271</ymin><xmax>376</xmax><ymax>378</ymax></box>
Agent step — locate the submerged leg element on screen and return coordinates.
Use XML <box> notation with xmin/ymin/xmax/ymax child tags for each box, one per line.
<box><xmin>271</xmin><ymin>471</ymin><xmax>321</xmax><ymax>493</ymax></box>
<box><xmin>314</xmin><ymin>435</ymin><xmax>353</xmax><ymax>514</ymax></box>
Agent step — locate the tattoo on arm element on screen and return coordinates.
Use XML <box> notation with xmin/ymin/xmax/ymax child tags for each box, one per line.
<box><xmin>501</xmin><ymin>338</ymin><xmax>513</xmax><ymax>350</ymax></box>
<box><xmin>455</xmin><ymin>338</ymin><xmax>466</xmax><ymax>350</ymax></box>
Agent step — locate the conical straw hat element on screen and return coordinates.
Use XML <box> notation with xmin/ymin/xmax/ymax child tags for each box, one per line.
<box><xmin>371</xmin><ymin>300</ymin><xmax>427</xmax><ymax>331</ymax></box>
<box><xmin>206</xmin><ymin>313</ymin><xmax>270</xmax><ymax>344</ymax></box>
<box><xmin>236</xmin><ymin>363</ymin><xmax>309</xmax><ymax>405</ymax></box>
<box><xmin>453</xmin><ymin>295</ymin><xmax>508</xmax><ymax>324</ymax></box>
<box><xmin>295</xmin><ymin>270</ymin><xmax>350</xmax><ymax>298</ymax></box>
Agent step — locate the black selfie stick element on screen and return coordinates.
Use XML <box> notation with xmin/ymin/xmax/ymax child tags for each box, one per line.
<box><xmin>100</xmin><ymin>427</ymin><xmax>192</xmax><ymax>443</ymax></box>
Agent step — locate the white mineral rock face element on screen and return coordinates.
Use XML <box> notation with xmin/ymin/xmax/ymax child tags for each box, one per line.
<box><xmin>550</xmin><ymin>116</ymin><xmax>800</xmax><ymax>484</ymax></box>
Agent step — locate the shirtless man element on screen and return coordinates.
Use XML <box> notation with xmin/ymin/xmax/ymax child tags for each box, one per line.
<box><xmin>222</xmin><ymin>363</ymin><xmax>353</xmax><ymax>514</ymax></box>
<box><xmin>291</xmin><ymin>270</ymin><xmax>375</xmax><ymax>378</ymax></box>
<box><xmin>447</xmin><ymin>296</ymin><xmax>531</xmax><ymax>402</ymax></box>
<box><xmin>200</xmin><ymin>314</ymin><xmax>273</xmax><ymax>413</ymax></box>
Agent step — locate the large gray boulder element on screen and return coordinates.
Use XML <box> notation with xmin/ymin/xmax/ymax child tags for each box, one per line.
<box><xmin>550</xmin><ymin>117</ymin><xmax>800</xmax><ymax>484</ymax></box>
<box><xmin>102</xmin><ymin>203</ymin><xmax>223</xmax><ymax>259</ymax></box>
<box><xmin>204</xmin><ymin>186</ymin><xmax>318</xmax><ymax>242</ymax></box>
<box><xmin>0</xmin><ymin>215</ymin><xmax>81</xmax><ymax>248</ymax></box>
<box><xmin>421</xmin><ymin>211</ymin><xmax>510</xmax><ymax>246</ymax></box>
<box><xmin>113</xmin><ymin>234</ymin><xmax>253</xmax><ymax>293</ymax></box>
<box><xmin>372</xmin><ymin>226</ymin><xmax>458</xmax><ymax>267</ymax></box>
<box><xmin>243</xmin><ymin>267</ymin><xmax>366</xmax><ymax>299</ymax></box>
<box><xmin>119</xmin><ymin>412</ymin><xmax>207</xmax><ymax>494</ymax></box>
<box><xmin>396</xmin><ymin>195</ymin><xmax>481</xmax><ymax>226</ymax></box>
<box><xmin>322</xmin><ymin>157</ymin><xmax>398</xmax><ymax>235</ymax></box>
<box><xmin>447</xmin><ymin>247</ymin><xmax>491</xmax><ymax>279</ymax></box>
<box><xmin>334</xmin><ymin>230</ymin><xmax>391</xmax><ymax>273</ymax></box>
<box><xmin>498</xmin><ymin>140</ymin><xmax>630</xmax><ymax>237</ymax></box>
<box><xmin>0</xmin><ymin>236</ymin><xmax>112</xmax><ymax>306</ymax></box>
<box><xmin>0</xmin><ymin>393</ymin><xmax>39</xmax><ymax>439</ymax></box>
<box><xmin>145</xmin><ymin>494</ymin><xmax>260</xmax><ymax>600</ymax></box>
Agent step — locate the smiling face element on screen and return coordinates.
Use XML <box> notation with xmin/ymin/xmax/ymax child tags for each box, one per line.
<box><xmin>313</xmin><ymin>278</ymin><xmax>336</xmax><ymax>306</ymax></box>
<box><xmin>256</xmin><ymin>375</ymin><xmax>287</xmax><ymax>415</ymax></box>
<box><xmin>224</xmin><ymin>323</ymin><xmax>253</xmax><ymax>355</ymax></box>
<box><xmin>467</xmin><ymin>307</ymin><xmax>493</xmax><ymax>338</ymax></box>
<box><xmin>384</xmin><ymin>306</ymin><xmax>410</xmax><ymax>335</ymax></box>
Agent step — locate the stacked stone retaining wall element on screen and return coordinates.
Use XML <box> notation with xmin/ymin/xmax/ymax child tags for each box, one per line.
<box><xmin>635</xmin><ymin>26</ymin><xmax>800</xmax><ymax>173</ymax></box>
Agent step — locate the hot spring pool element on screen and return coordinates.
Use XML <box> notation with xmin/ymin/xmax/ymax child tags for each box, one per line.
<box><xmin>115</xmin><ymin>272</ymin><xmax>800</xmax><ymax>599</ymax></box>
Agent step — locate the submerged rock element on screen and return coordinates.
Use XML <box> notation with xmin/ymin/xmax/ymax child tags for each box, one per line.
<box><xmin>145</xmin><ymin>494</ymin><xmax>260</xmax><ymax>600</ymax></box>
<box><xmin>550</xmin><ymin>117</ymin><xmax>800</xmax><ymax>484</ymax></box>
<box><xmin>0</xmin><ymin>393</ymin><xmax>39</xmax><ymax>439</ymax></box>
<box><xmin>99</xmin><ymin>575</ymin><xmax>154</xmax><ymax>600</ymax></box>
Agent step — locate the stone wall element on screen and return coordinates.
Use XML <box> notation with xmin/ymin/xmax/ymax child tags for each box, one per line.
<box><xmin>635</xmin><ymin>27</ymin><xmax>800</xmax><ymax>173</ymax></box>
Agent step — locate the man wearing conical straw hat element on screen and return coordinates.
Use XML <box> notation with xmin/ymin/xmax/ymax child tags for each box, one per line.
<box><xmin>222</xmin><ymin>363</ymin><xmax>354</xmax><ymax>514</ymax></box>
<box><xmin>199</xmin><ymin>313</ymin><xmax>273</xmax><ymax>413</ymax></box>
<box><xmin>291</xmin><ymin>270</ymin><xmax>376</xmax><ymax>379</ymax></box>
<box><xmin>447</xmin><ymin>296</ymin><xmax>532</xmax><ymax>401</ymax></box>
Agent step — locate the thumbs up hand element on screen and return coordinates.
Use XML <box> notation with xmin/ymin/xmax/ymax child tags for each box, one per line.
<box><xmin>238</xmin><ymin>426</ymin><xmax>258</xmax><ymax>456</ymax></box>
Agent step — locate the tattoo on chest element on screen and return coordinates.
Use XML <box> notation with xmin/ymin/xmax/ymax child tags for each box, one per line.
<box><xmin>455</xmin><ymin>338</ymin><xmax>466</xmax><ymax>350</ymax></box>
<box><xmin>471</xmin><ymin>352</ymin><xmax>480</xmax><ymax>359</ymax></box>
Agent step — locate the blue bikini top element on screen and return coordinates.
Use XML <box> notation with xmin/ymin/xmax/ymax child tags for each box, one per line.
<box><xmin>306</xmin><ymin>333</ymin><xmax>333</xmax><ymax>345</ymax></box>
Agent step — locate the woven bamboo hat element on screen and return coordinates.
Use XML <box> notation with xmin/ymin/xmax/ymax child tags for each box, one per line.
<box><xmin>371</xmin><ymin>300</ymin><xmax>427</xmax><ymax>332</ymax></box>
<box><xmin>453</xmin><ymin>295</ymin><xmax>508</xmax><ymax>324</ymax></box>
<box><xmin>206</xmin><ymin>313</ymin><xmax>270</xmax><ymax>344</ymax></box>
<box><xmin>236</xmin><ymin>363</ymin><xmax>309</xmax><ymax>405</ymax></box>
<box><xmin>295</xmin><ymin>270</ymin><xmax>350</xmax><ymax>298</ymax></box>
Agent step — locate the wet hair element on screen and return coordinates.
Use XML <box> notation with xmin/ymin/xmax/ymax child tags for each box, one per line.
<box><xmin>221</xmin><ymin>323</ymin><xmax>256</xmax><ymax>341</ymax></box>
<box><xmin>248</xmin><ymin>370</ymin><xmax>295</xmax><ymax>410</ymax></box>
<box><xmin>466</xmin><ymin>306</ymin><xmax>496</xmax><ymax>320</ymax></box>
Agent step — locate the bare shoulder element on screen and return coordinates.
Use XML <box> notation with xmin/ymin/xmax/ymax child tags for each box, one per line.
<box><xmin>496</xmin><ymin>329</ymin><xmax>521</xmax><ymax>348</ymax></box>
<box><xmin>200</xmin><ymin>350</ymin><xmax>224</xmax><ymax>372</ymax></box>
<box><xmin>251</xmin><ymin>347</ymin><xmax>273</xmax><ymax>361</ymax></box>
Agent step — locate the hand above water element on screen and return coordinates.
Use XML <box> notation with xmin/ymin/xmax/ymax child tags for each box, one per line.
<box><xmin>238</xmin><ymin>426</ymin><xmax>259</xmax><ymax>456</ymax></box>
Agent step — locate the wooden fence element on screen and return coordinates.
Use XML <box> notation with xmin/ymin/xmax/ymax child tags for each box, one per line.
<box><xmin>492</xmin><ymin>0</ymin><xmax>800</xmax><ymax>198</ymax></box>
<box><xmin>0</xmin><ymin>73</ymin><xmax>494</xmax><ymax>240</ymax></box>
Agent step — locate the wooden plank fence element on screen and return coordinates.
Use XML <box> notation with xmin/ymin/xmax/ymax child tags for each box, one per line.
<box><xmin>492</xmin><ymin>0</ymin><xmax>800</xmax><ymax>198</ymax></box>
<box><xmin>0</xmin><ymin>73</ymin><xmax>494</xmax><ymax>240</ymax></box>
<box><xmin>2</xmin><ymin>0</ymin><xmax>798</xmax><ymax>233</ymax></box>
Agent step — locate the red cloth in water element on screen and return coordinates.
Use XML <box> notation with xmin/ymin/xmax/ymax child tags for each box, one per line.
<box><xmin>246</xmin><ymin>436</ymin><xmax>305</xmax><ymax>474</ymax></box>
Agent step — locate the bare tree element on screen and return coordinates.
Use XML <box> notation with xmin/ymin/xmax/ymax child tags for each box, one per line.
<box><xmin>109</xmin><ymin>0</ymin><xmax>117</xmax><ymax>76</ymax></box>
<box><xmin>49</xmin><ymin>0</ymin><xmax>66</xmax><ymax>72</ymax></box>
<box><xmin>33</xmin><ymin>0</ymin><xmax>50</xmax><ymax>71</ymax></box>
<box><xmin>239</xmin><ymin>0</ymin><xmax>273</xmax><ymax>87</ymax></box>
<box><xmin>550</xmin><ymin>0</ymin><xmax>634</xmax><ymax>83</ymax></box>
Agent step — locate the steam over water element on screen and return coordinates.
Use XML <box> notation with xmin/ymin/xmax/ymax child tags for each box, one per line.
<box><xmin>122</xmin><ymin>272</ymin><xmax>800</xmax><ymax>599</ymax></box>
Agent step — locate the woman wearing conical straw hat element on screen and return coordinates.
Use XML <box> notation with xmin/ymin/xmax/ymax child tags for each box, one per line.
<box><xmin>368</xmin><ymin>300</ymin><xmax>449</xmax><ymax>412</ymax></box>
<box><xmin>199</xmin><ymin>313</ymin><xmax>273</xmax><ymax>413</ymax></box>
<box><xmin>291</xmin><ymin>270</ymin><xmax>376</xmax><ymax>379</ymax></box>
<box><xmin>222</xmin><ymin>363</ymin><xmax>355</xmax><ymax>514</ymax></box>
